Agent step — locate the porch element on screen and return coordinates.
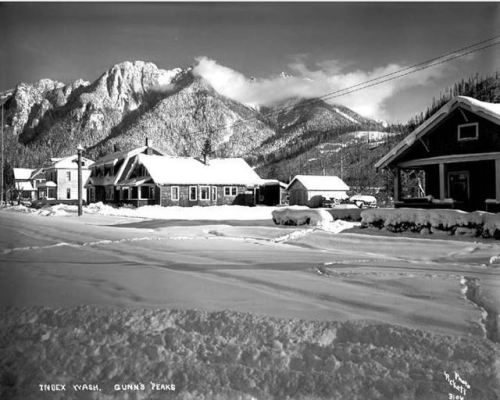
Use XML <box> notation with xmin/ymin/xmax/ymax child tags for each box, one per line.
<box><xmin>392</xmin><ymin>153</ymin><xmax>500</xmax><ymax>212</ymax></box>
<box><xmin>37</xmin><ymin>181</ymin><xmax>58</xmax><ymax>200</ymax></box>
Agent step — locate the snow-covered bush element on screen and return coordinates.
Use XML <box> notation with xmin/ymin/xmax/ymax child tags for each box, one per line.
<box><xmin>361</xmin><ymin>208</ymin><xmax>500</xmax><ymax>238</ymax></box>
<box><xmin>272</xmin><ymin>206</ymin><xmax>333</xmax><ymax>226</ymax></box>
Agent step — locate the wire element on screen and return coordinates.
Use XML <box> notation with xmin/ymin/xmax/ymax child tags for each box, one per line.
<box><xmin>322</xmin><ymin>40</ymin><xmax>500</xmax><ymax>101</ymax></box>
<box><xmin>176</xmin><ymin>34</ymin><xmax>500</xmax><ymax>139</ymax></box>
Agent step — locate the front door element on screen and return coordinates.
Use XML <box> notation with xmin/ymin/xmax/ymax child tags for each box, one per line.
<box><xmin>448</xmin><ymin>171</ymin><xmax>469</xmax><ymax>202</ymax></box>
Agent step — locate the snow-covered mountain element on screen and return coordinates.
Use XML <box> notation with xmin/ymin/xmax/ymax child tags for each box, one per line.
<box><xmin>1</xmin><ymin>60</ymin><xmax>387</xmax><ymax>177</ymax></box>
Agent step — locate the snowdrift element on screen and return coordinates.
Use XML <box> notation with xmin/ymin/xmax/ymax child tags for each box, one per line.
<box><xmin>4</xmin><ymin>202</ymin><xmax>278</xmax><ymax>221</ymax></box>
<box><xmin>361</xmin><ymin>208</ymin><xmax>500</xmax><ymax>238</ymax></box>
<box><xmin>272</xmin><ymin>206</ymin><xmax>333</xmax><ymax>226</ymax></box>
<box><xmin>1</xmin><ymin>307</ymin><xmax>498</xmax><ymax>400</ymax></box>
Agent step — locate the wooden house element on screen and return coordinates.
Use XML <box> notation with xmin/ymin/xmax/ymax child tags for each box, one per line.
<box><xmin>37</xmin><ymin>155</ymin><xmax>94</xmax><ymax>202</ymax></box>
<box><xmin>376</xmin><ymin>96</ymin><xmax>500</xmax><ymax>212</ymax></box>
<box><xmin>115</xmin><ymin>153</ymin><xmax>263</xmax><ymax>207</ymax></box>
<box><xmin>287</xmin><ymin>175</ymin><xmax>350</xmax><ymax>207</ymax></box>
<box><xmin>13</xmin><ymin>168</ymin><xmax>39</xmax><ymax>200</ymax></box>
<box><xmin>86</xmin><ymin>141</ymin><xmax>163</xmax><ymax>203</ymax></box>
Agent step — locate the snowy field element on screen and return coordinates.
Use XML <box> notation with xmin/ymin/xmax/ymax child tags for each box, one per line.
<box><xmin>0</xmin><ymin>205</ymin><xmax>499</xmax><ymax>399</ymax></box>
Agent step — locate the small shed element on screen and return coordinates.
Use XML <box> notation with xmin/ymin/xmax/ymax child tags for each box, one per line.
<box><xmin>257</xmin><ymin>179</ymin><xmax>288</xmax><ymax>206</ymax></box>
<box><xmin>287</xmin><ymin>175</ymin><xmax>350</xmax><ymax>207</ymax></box>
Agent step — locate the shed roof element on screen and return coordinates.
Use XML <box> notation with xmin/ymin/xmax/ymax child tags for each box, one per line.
<box><xmin>375</xmin><ymin>96</ymin><xmax>500</xmax><ymax>170</ymax></box>
<box><xmin>287</xmin><ymin>175</ymin><xmax>349</xmax><ymax>191</ymax></box>
<box><xmin>38</xmin><ymin>181</ymin><xmax>57</xmax><ymax>188</ymax></box>
<box><xmin>134</xmin><ymin>154</ymin><xmax>263</xmax><ymax>186</ymax></box>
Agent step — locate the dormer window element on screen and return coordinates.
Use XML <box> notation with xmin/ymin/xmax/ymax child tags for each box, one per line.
<box><xmin>457</xmin><ymin>122</ymin><xmax>478</xmax><ymax>141</ymax></box>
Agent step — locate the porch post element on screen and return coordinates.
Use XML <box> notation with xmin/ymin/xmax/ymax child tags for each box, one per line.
<box><xmin>495</xmin><ymin>159</ymin><xmax>500</xmax><ymax>200</ymax></box>
<box><xmin>393</xmin><ymin>167</ymin><xmax>401</xmax><ymax>202</ymax></box>
<box><xmin>439</xmin><ymin>163</ymin><xmax>446</xmax><ymax>200</ymax></box>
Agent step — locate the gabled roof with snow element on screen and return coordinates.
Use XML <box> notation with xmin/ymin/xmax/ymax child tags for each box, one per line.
<box><xmin>45</xmin><ymin>154</ymin><xmax>94</xmax><ymax>169</ymax></box>
<box><xmin>129</xmin><ymin>154</ymin><xmax>263</xmax><ymax>186</ymax></box>
<box><xmin>376</xmin><ymin>96</ymin><xmax>500</xmax><ymax>170</ymax></box>
<box><xmin>91</xmin><ymin>146</ymin><xmax>165</xmax><ymax>167</ymax></box>
<box><xmin>89</xmin><ymin>146</ymin><xmax>165</xmax><ymax>186</ymax></box>
<box><xmin>287</xmin><ymin>175</ymin><xmax>349</xmax><ymax>191</ymax></box>
<box><xmin>13</xmin><ymin>168</ymin><xmax>35</xmax><ymax>180</ymax></box>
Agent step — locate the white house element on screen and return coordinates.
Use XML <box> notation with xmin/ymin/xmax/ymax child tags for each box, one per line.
<box><xmin>38</xmin><ymin>154</ymin><xmax>94</xmax><ymax>202</ymax></box>
<box><xmin>287</xmin><ymin>175</ymin><xmax>350</xmax><ymax>207</ymax></box>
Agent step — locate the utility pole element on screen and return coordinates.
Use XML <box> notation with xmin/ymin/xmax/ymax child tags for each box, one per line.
<box><xmin>77</xmin><ymin>144</ymin><xmax>83</xmax><ymax>216</ymax></box>
<box><xmin>1</xmin><ymin>103</ymin><xmax>4</xmax><ymax>207</ymax></box>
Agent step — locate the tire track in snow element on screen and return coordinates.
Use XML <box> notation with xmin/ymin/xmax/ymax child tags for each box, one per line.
<box><xmin>2</xmin><ymin>237</ymin><xmax>161</xmax><ymax>255</ymax></box>
<box><xmin>460</xmin><ymin>276</ymin><xmax>499</xmax><ymax>343</ymax></box>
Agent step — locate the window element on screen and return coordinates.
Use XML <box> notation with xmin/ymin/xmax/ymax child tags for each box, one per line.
<box><xmin>224</xmin><ymin>186</ymin><xmax>238</xmax><ymax>196</ymax></box>
<box><xmin>457</xmin><ymin>122</ymin><xmax>478</xmax><ymax>141</ymax></box>
<box><xmin>171</xmin><ymin>186</ymin><xmax>179</xmax><ymax>201</ymax></box>
<box><xmin>211</xmin><ymin>186</ymin><xmax>217</xmax><ymax>201</ymax></box>
<box><xmin>66</xmin><ymin>171</ymin><xmax>71</xmax><ymax>181</ymax></box>
<box><xmin>189</xmin><ymin>186</ymin><xmax>197</xmax><ymax>201</ymax></box>
<box><xmin>131</xmin><ymin>187</ymin><xmax>138</xmax><ymax>199</ymax></box>
<box><xmin>140</xmin><ymin>186</ymin><xmax>154</xmax><ymax>199</ymax></box>
<box><xmin>200</xmin><ymin>186</ymin><xmax>210</xmax><ymax>200</ymax></box>
<box><xmin>66</xmin><ymin>188</ymin><xmax>71</xmax><ymax>199</ymax></box>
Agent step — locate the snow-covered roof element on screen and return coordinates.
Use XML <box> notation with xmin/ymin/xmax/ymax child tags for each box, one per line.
<box><xmin>38</xmin><ymin>181</ymin><xmax>57</xmax><ymax>188</ymax></box>
<box><xmin>260</xmin><ymin>179</ymin><xmax>288</xmax><ymax>188</ymax></box>
<box><xmin>287</xmin><ymin>175</ymin><xmax>349</xmax><ymax>191</ymax></box>
<box><xmin>13</xmin><ymin>168</ymin><xmax>34</xmax><ymax>180</ymax></box>
<box><xmin>376</xmin><ymin>96</ymin><xmax>500</xmax><ymax>170</ymax></box>
<box><xmin>134</xmin><ymin>154</ymin><xmax>263</xmax><ymax>186</ymax></box>
<box><xmin>92</xmin><ymin>146</ymin><xmax>148</xmax><ymax>167</ymax></box>
<box><xmin>92</xmin><ymin>146</ymin><xmax>165</xmax><ymax>167</ymax></box>
<box><xmin>45</xmin><ymin>154</ymin><xmax>94</xmax><ymax>169</ymax></box>
<box><xmin>15</xmin><ymin>181</ymin><xmax>35</xmax><ymax>191</ymax></box>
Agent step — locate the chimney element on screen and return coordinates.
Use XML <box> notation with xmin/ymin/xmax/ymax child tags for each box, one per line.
<box><xmin>145</xmin><ymin>138</ymin><xmax>153</xmax><ymax>155</ymax></box>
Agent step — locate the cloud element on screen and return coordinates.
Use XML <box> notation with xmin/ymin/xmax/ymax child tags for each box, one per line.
<box><xmin>192</xmin><ymin>56</ymin><xmax>457</xmax><ymax>119</ymax></box>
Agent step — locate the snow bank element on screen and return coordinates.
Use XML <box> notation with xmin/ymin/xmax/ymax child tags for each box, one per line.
<box><xmin>89</xmin><ymin>203</ymin><xmax>277</xmax><ymax>221</ymax></box>
<box><xmin>1</xmin><ymin>306</ymin><xmax>497</xmax><ymax>400</ymax></box>
<box><xmin>4</xmin><ymin>202</ymin><xmax>278</xmax><ymax>221</ymax></box>
<box><xmin>361</xmin><ymin>208</ymin><xmax>500</xmax><ymax>238</ymax></box>
<box><xmin>349</xmin><ymin>195</ymin><xmax>377</xmax><ymax>205</ymax></box>
<box><xmin>272</xmin><ymin>206</ymin><xmax>333</xmax><ymax>226</ymax></box>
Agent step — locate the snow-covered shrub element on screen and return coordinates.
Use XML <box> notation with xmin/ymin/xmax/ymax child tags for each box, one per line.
<box><xmin>272</xmin><ymin>206</ymin><xmax>333</xmax><ymax>226</ymax></box>
<box><xmin>360</xmin><ymin>208</ymin><xmax>500</xmax><ymax>238</ymax></box>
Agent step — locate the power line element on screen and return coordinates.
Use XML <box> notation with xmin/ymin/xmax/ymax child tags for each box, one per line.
<box><xmin>170</xmin><ymin>34</ymin><xmax>500</xmax><ymax>141</ymax></box>
<box><xmin>322</xmin><ymin>40</ymin><xmax>500</xmax><ymax>101</ymax></box>
<box><xmin>316</xmin><ymin>34</ymin><xmax>500</xmax><ymax>100</ymax></box>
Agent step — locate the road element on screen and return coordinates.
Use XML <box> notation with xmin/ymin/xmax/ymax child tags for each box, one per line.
<box><xmin>1</xmin><ymin>210</ymin><xmax>499</xmax><ymax>339</ymax></box>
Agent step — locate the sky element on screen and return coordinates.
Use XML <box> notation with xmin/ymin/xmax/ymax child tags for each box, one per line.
<box><xmin>1</xmin><ymin>2</ymin><xmax>499</xmax><ymax>123</ymax></box>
